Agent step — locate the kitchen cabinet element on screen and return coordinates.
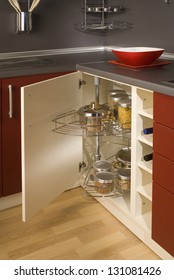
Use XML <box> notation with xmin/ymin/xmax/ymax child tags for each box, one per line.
<box><xmin>0</xmin><ymin>80</ymin><xmax>2</xmax><ymax>197</ymax></box>
<box><xmin>152</xmin><ymin>92</ymin><xmax>174</xmax><ymax>257</ymax></box>
<box><xmin>3</xmin><ymin>69</ymin><xmax>171</xmax><ymax>259</ymax></box>
<box><xmin>0</xmin><ymin>72</ymin><xmax>69</xmax><ymax>198</ymax></box>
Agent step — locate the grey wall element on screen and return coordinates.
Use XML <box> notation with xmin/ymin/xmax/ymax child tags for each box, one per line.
<box><xmin>1</xmin><ymin>0</ymin><xmax>174</xmax><ymax>54</ymax></box>
<box><xmin>106</xmin><ymin>0</ymin><xmax>174</xmax><ymax>53</ymax></box>
<box><xmin>0</xmin><ymin>0</ymin><xmax>105</xmax><ymax>53</ymax></box>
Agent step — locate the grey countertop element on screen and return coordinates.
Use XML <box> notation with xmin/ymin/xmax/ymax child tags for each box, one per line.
<box><xmin>0</xmin><ymin>50</ymin><xmax>113</xmax><ymax>79</ymax></box>
<box><xmin>76</xmin><ymin>60</ymin><xmax>174</xmax><ymax>97</ymax></box>
<box><xmin>1</xmin><ymin>47</ymin><xmax>174</xmax><ymax>97</ymax></box>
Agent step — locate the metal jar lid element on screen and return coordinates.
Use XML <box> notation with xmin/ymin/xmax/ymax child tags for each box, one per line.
<box><xmin>117</xmin><ymin>168</ymin><xmax>131</xmax><ymax>180</ymax></box>
<box><xmin>118</xmin><ymin>98</ymin><xmax>131</xmax><ymax>108</ymax></box>
<box><xmin>108</xmin><ymin>90</ymin><xmax>128</xmax><ymax>100</ymax></box>
<box><xmin>94</xmin><ymin>172</ymin><xmax>115</xmax><ymax>183</ymax></box>
<box><xmin>78</xmin><ymin>102</ymin><xmax>109</xmax><ymax>117</ymax></box>
<box><xmin>93</xmin><ymin>160</ymin><xmax>112</xmax><ymax>172</ymax></box>
<box><xmin>116</xmin><ymin>147</ymin><xmax>131</xmax><ymax>167</ymax></box>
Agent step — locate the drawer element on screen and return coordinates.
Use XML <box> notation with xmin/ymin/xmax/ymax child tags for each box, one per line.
<box><xmin>152</xmin><ymin>182</ymin><xmax>174</xmax><ymax>257</ymax></box>
<box><xmin>153</xmin><ymin>153</ymin><xmax>174</xmax><ymax>194</ymax></box>
<box><xmin>153</xmin><ymin>122</ymin><xmax>174</xmax><ymax>161</ymax></box>
<box><xmin>154</xmin><ymin>92</ymin><xmax>174</xmax><ymax>129</ymax></box>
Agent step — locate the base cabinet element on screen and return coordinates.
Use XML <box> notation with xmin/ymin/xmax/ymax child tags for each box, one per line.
<box><xmin>0</xmin><ymin>80</ymin><xmax>2</xmax><ymax>197</ymax></box>
<box><xmin>0</xmin><ymin>72</ymin><xmax>69</xmax><ymax>198</ymax></box>
<box><xmin>152</xmin><ymin>92</ymin><xmax>174</xmax><ymax>257</ymax></box>
<box><xmin>1</xmin><ymin>70</ymin><xmax>173</xmax><ymax>259</ymax></box>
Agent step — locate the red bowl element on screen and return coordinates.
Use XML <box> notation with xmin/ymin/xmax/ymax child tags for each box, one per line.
<box><xmin>112</xmin><ymin>47</ymin><xmax>164</xmax><ymax>66</ymax></box>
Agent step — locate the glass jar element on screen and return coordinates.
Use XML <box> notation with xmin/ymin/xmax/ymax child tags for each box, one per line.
<box><xmin>116</xmin><ymin>147</ymin><xmax>131</xmax><ymax>168</ymax></box>
<box><xmin>93</xmin><ymin>160</ymin><xmax>112</xmax><ymax>173</ymax></box>
<box><xmin>78</xmin><ymin>102</ymin><xmax>111</xmax><ymax>133</ymax></box>
<box><xmin>107</xmin><ymin>90</ymin><xmax>128</xmax><ymax>121</ymax></box>
<box><xmin>116</xmin><ymin>168</ymin><xmax>131</xmax><ymax>192</ymax></box>
<box><xmin>94</xmin><ymin>172</ymin><xmax>115</xmax><ymax>194</ymax></box>
<box><xmin>118</xmin><ymin>98</ymin><xmax>131</xmax><ymax>129</ymax></box>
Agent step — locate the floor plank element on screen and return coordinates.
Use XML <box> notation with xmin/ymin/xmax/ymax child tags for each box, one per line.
<box><xmin>0</xmin><ymin>187</ymin><xmax>160</xmax><ymax>260</ymax></box>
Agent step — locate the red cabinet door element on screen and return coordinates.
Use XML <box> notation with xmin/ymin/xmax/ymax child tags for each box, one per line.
<box><xmin>153</xmin><ymin>122</ymin><xmax>174</xmax><ymax>162</ymax></box>
<box><xmin>1</xmin><ymin>72</ymin><xmax>69</xmax><ymax>197</ymax></box>
<box><xmin>0</xmin><ymin>79</ymin><xmax>2</xmax><ymax>197</ymax></box>
<box><xmin>154</xmin><ymin>92</ymin><xmax>174</xmax><ymax>129</ymax></box>
<box><xmin>152</xmin><ymin>182</ymin><xmax>174</xmax><ymax>257</ymax></box>
<box><xmin>153</xmin><ymin>153</ymin><xmax>174</xmax><ymax>194</ymax></box>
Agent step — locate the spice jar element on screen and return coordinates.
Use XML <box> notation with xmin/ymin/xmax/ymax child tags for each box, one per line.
<box><xmin>118</xmin><ymin>98</ymin><xmax>131</xmax><ymax>129</ymax></box>
<box><xmin>107</xmin><ymin>90</ymin><xmax>128</xmax><ymax>121</ymax></box>
<box><xmin>116</xmin><ymin>168</ymin><xmax>131</xmax><ymax>192</ymax></box>
<box><xmin>93</xmin><ymin>160</ymin><xmax>112</xmax><ymax>173</ymax></box>
<box><xmin>94</xmin><ymin>172</ymin><xmax>115</xmax><ymax>194</ymax></box>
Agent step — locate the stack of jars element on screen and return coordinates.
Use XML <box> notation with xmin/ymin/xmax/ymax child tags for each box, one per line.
<box><xmin>93</xmin><ymin>160</ymin><xmax>115</xmax><ymax>194</ymax></box>
<box><xmin>107</xmin><ymin>89</ymin><xmax>131</xmax><ymax>129</ymax></box>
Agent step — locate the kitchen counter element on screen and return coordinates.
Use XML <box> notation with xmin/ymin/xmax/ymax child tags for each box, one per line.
<box><xmin>77</xmin><ymin>60</ymin><xmax>174</xmax><ymax>97</ymax></box>
<box><xmin>0</xmin><ymin>48</ymin><xmax>113</xmax><ymax>79</ymax></box>
<box><xmin>1</xmin><ymin>46</ymin><xmax>174</xmax><ymax>97</ymax></box>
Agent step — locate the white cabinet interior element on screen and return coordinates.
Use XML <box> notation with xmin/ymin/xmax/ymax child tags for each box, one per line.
<box><xmin>21</xmin><ymin>71</ymin><xmax>173</xmax><ymax>259</ymax></box>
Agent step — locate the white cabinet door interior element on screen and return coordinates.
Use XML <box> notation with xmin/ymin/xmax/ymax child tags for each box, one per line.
<box><xmin>21</xmin><ymin>72</ymin><xmax>83</xmax><ymax>221</ymax></box>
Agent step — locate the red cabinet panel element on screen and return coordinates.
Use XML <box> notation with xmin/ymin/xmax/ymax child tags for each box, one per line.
<box><xmin>153</xmin><ymin>122</ymin><xmax>174</xmax><ymax>162</ymax></box>
<box><xmin>153</xmin><ymin>92</ymin><xmax>174</xmax><ymax>256</ymax></box>
<box><xmin>153</xmin><ymin>153</ymin><xmax>174</xmax><ymax>194</ymax></box>
<box><xmin>0</xmin><ymin>80</ymin><xmax>2</xmax><ymax>197</ymax></box>
<box><xmin>152</xmin><ymin>182</ymin><xmax>174</xmax><ymax>257</ymax></box>
<box><xmin>154</xmin><ymin>92</ymin><xmax>174</xmax><ymax>129</ymax></box>
<box><xmin>1</xmin><ymin>72</ymin><xmax>70</xmax><ymax>197</ymax></box>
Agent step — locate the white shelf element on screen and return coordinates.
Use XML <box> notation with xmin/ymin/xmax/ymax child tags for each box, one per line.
<box><xmin>138</xmin><ymin>161</ymin><xmax>152</xmax><ymax>174</ymax></box>
<box><xmin>138</xmin><ymin>134</ymin><xmax>153</xmax><ymax>147</ymax></box>
<box><xmin>136</xmin><ymin>211</ymin><xmax>152</xmax><ymax>233</ymax></box>
<box><xmin>138</xmin><ymin>108</ymin><xmax>153</xmax><ymax>119</ymax></box>
<box><xmin>137</xmin><ymin>183</ymin><xmax>152</xmax><ymax>201</ymax></box>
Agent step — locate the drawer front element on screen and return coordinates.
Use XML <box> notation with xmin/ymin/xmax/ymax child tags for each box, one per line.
<box><xmin>153</xmin><ymin>122</ymin><xmax>174</xmax><ymax>161</ymax></box>
<box><xmin>153</xmin><ymin>153</ymin><xmax>174</xmax><ymax>194</ymax></box>
<box><xmin>152</xmin><ymin>182</ymin><xmax>174</xmax><ymax>257</ymax></box>
<box><xmin>154</xmin><ymin>92</ymin><xmax>174</xmax><ymax>129</ymax></box>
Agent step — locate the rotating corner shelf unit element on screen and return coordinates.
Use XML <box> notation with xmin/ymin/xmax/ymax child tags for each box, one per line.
<box><xmin>74</xmin><ymin>0</ymin><xmax>132</xmax><ymax>32</ymax></box>
<box><xmin>53</xmin><ymin>77</ymin><xmax>131</xmax><ymax>199</ymax></box>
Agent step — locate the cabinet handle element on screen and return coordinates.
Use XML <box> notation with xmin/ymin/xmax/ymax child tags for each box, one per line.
<box><xmin>8</xmin><ymin>85</ymin><xmax>13</xmax><ymax>118</ymax></box>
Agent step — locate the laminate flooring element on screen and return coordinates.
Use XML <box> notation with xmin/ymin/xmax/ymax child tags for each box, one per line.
<box><xmin>0</xmin><ymin>187</ymin><xmax>160</xmax><ymax>260</ymax></box>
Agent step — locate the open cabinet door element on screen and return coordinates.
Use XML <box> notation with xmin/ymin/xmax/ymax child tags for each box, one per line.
<box><xmin>21</xmin><ymin>72</ymin><xmax>83</xmax><ymax>221</ymax></box>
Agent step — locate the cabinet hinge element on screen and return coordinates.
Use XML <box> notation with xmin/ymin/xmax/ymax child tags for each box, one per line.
<box><xmin>79</xmin><ymin>79</ymin><xmax>86</xmax><ymax>89</ymax></box>
<box><xmin>79</xmin><ymin>161</ymin><xmax>86</xmax><ymax>172</ymax></box>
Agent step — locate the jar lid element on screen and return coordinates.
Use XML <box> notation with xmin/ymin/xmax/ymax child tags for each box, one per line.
<box><xmin>117</xmin><ymin>168</ymin><xmax>131</xmax><ymax>180</ymax></box>
<box><xmin>94</xmin><ymin>172</ymin><xmax>115</xmax><ymax>183</ymax></box>
<box><xmin>108</xmin><ymin>89</ymin><xmax>127</xmax><ymax>95</ymax></box>
<box><xmin>108</xmin><ymin>93</ymin><xmax>128</xmax><ymax>102</ymax></box>
<box><xmin>78</xmin><ymin>103</ymin><xmax>107</xmax><ymax>117</ymax></box>
<box><xmin>118</xmin><ymin>98</ymin><xmax>131</xmax><ymax>108</ymax></box>
<box><xmin>93</xmin><ymin>160</ymin><xmax>112</xmax><ymax>172</ymax></box>
<box><xmin>116</xmin><ymin>147</ymin><xmax>131</xmax><ymax>166</ymax></box>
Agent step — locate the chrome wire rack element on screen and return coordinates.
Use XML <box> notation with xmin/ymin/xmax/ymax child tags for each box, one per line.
<box><xmin>52</xmin><ymin>110</ymin><xmax>131</xmax><ymax>137</ymax></box>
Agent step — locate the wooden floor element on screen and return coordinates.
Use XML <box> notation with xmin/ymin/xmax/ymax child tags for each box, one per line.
<box><xmin>0</xmin><ymin>187</ymin><xmax>160</xmax><ymax>260</ymax></box>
